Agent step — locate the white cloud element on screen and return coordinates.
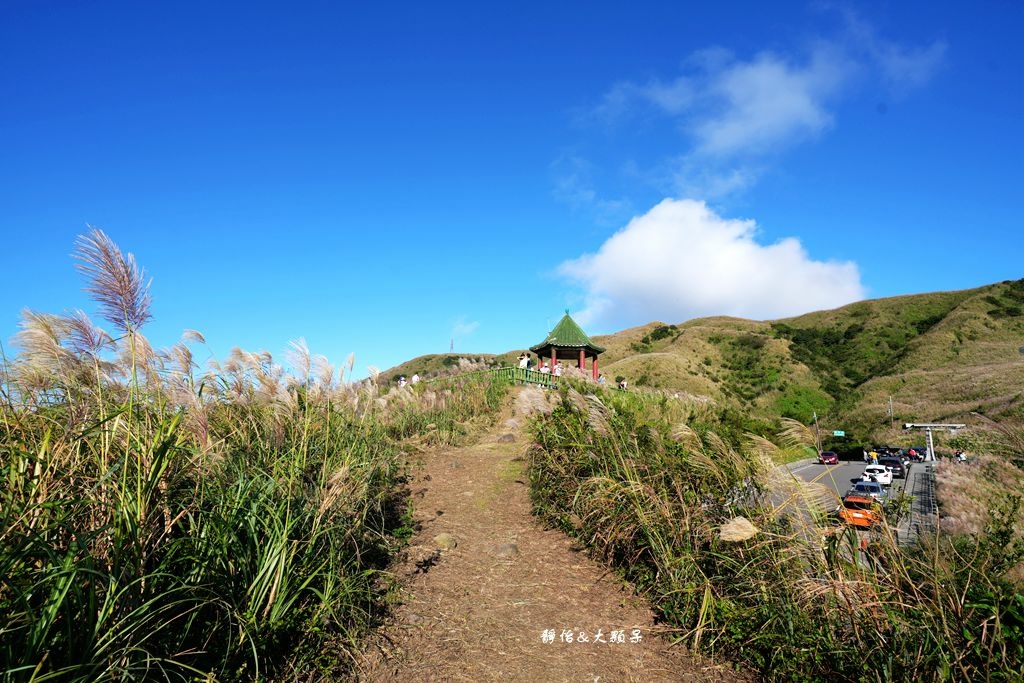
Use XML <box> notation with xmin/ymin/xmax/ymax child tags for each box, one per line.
<box><xmin>873</xmin><ymin>40</ymin><xmax>947</xmax><ymax>91</ymax></box>
<box><xmin>587</xmin><ymin>46</ymin><xmax>852</xmax><ymax>162</ymax></box>
<box><xmin>451</xmin><ymin>319</ymin><xmax>479</xmax><ymax>338</ymax></box>
<box><xmin>691</xmin><ymin>48</ymin><xmax>849</xmax><ymax>157</ymax></box>
<box><xmin>838</xmin><ymin>8</ymin><xmax>947</xmax><ymax>93</ymax></box>
<box><xmin>670</xmin><ymin>161</ymin><xmax>760</xmax><ymax>200</ymax></box>
<box><xmin>558</xmin><ymin>198</ymin><xmax>865</xmax><ymax>328</ymax></box>
<box><xmin>550</xmin><ymin>154</ymin><xmax>632</xmax><ymax>226</ymax></box>
<box><xmin>568</xmin><ymin>16</ymin><xmax>944</xmax><ymax>203</ymax></box>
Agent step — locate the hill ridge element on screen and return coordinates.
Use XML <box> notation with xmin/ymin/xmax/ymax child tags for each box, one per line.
<box><xmin>385</xmin><ymin>280</ymin><xmax>1024</xmax><ymax>442</ymax></box>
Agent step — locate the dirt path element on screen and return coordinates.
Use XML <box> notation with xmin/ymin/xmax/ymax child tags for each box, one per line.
<box><xmin>358</xmin><ymin>389</ymin><xmax>743</xmax><ymax>682</ymax></box>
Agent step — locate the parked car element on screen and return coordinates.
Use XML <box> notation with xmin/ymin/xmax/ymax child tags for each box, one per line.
<box><xmin>848</xmin><ymin>480</ymin><xmax>887</xmax><ymax>501</ymax></box>
<box><xmin>838</xmin><ymin>494</ymin><xmax>883</xmax><ymax>528</ymax></box>
<box><xmin>861</xmin><ymin>464</ymin><xmax>893</xmax><ymax>486</ymax></box>
<box><xmin>878</xmin><ymin>456</ymin><xmax>907</xmax><ymax>479</ymax></box>
<box><xmin>818</xmin><ymin>450</ymin><xmax>839</xmax><ymax>465</ymax></box>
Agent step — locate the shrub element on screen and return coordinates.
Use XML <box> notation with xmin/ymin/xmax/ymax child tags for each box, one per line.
<box><xmin>0</xmin><ymin>229</ymin><xmax>509</xmax><ymax>681</ymax></box>
<box><xmin>527</xmin><ymin>387</ymin><xmax>1024</xmax><ymax>681</ymax></box>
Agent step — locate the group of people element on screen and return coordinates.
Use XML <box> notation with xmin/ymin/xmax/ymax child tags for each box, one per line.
<box><xmin>515</xmin><ymin>353</ymin><xmax>625</xmax><ymax>389</ymax></box>
<box><xmin>399</xmin><ymin>355</ymin><xmax>626</xmax><ymax>389</ymax></box>
<box><xmin>397</xmin><ymin>373</ymin><xmax>420</xmax><ymax>388</ymax></box>
<box><xmin>859</xmin><ymin>446</ymin><xmax>968</xmax><ymax>463</ymax></box>
<box><xmin>518</xmin><ymin>353</ymin><xmax>563</xmax><ymax>376</ymax></box>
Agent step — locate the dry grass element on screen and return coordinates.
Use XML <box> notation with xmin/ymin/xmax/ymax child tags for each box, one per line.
<box><xmin>358</xmin><ymin>406</ymin><xmax>744</xmax><ymax>682</ymax></box>
<box><xmin>74</xmin><ymin>226</ymin><xmax>152</xmax><ymax>332</ymax></box>
<box><xmin>936</xmin><ymin>455</ymin><xmax>1024</xmax><ymax>539</ymax></box>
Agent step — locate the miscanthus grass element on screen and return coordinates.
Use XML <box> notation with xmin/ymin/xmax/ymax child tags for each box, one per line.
<box><xmin>529</xmin><ymin>380</ymin><xmax>1023</xmax><ymax>682</ymax></box>
<box><xmin>0</xmin><ymin>229</ymin><xmax>508</xmax><ymax>682</ymax></box>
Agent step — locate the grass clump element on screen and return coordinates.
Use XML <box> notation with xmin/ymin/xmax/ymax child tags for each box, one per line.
<box><xmin>0</xmin><ymin>228</ymin><xmax>508</xmax><ymax>681</ymax></box>
<box><xmin>528</xmin><ymin>386</ymin><xmax>1024</xmax><ymax>681</ymax></box>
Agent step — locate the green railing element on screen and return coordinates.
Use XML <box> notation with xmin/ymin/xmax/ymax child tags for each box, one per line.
<box><xmin>424</xmin><ymin>365</ymin><xmax>557</xmax><ymax>388</ymax></box>
<box><xmin>491</xmin><ymin>366</ymin><xmax>557</xmax><ymax>387</ymax></box>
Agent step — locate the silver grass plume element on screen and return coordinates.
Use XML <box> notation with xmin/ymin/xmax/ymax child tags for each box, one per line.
<box><xmin>12</xmin><ymin>310</ymin><xmax>76</xmax><ymax>391</ymax></box>
<box><xmin>585</xmin><ymin>394</ymin><xmax>611</xmax><ymax>436</ymax></box>
<box><xmin>313</xmin><ymin>354</ymin><xmax>334</xmax><ymax>393</ymax></box>
<box><xmin>566</xmin><ymin>388</ymin><xmax>588</xmax><ymax>414</ymax></box>
<box><xmin>670</xmin><ymin>423</ymin><xmax>703</xmax><ymax>452</ymax></box>
<box><xmin>74</xmin><ymin>227</ymin><xmax>152</xmax><ymax>333</ymax></box>
<box><xmin>167</xmin><ymin>341</ymin><xmax>196</xmax><ymax>388</ymax></box>
<box><xmin>118</xmin><ymin>330</ymin><xmax>161</xmax><ymax>385</ymax></box>
<box><xmin>13</xmin><ymin>310</ymin><xmax>74</xmax><ymax>375</ymax></box>
<box><xmin>777</xmin><ymin>417</ymin><xmax>816</xmax><ymax>450</ymax></box>
<box><xmin>181</xmin><ymin>329</ymin><xmax>205</xmax><ymax>345</ymax></box>
<box><xmin>65</xmin><ymin>309</ymin><xmax>113</xmax><ymax>359</ymax></box>
<box><xmin>286</xmin><ymin>338</ymin><xmax>312</xmax><ymax>391</ymax></box>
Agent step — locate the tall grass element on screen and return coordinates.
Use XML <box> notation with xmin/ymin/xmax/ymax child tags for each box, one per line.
<box><xmin>529</xmin><ymin>384</ymin><xmax>1024</xmax><ymax>681</ymax></box>
<box><xmin>0</xmin><ymin>229</ymin><xmax>508</xmax><ymax>681</ymax></box>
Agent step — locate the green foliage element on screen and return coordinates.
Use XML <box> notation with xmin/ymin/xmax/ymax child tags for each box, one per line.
<box><xmin>774</xmin><ymin>385</ymin><xmax>832</xmax><ymax>423</ymax></box>
<box><xmin>527</xmin><ymin>389</ymin><xmax>1024</xmax><ymax>681</ymax></box>
<box><xmin>0</xmin><ymin>370</ymin><xmax>508</xmax><ymax>681</ymax></box>
<box><xmin>631</xmin><ymin>324</ymin><xmax>680</xmax><ymax>352</ymax></box>
<box><xmin>985</xmin><ymin>279</ymin><xmax>1024</xmax><ymax>319</ymax></box>
<box><xmin>0</xmin><ymin>233</ymin><xmax>510</xmax><ymax>681</ymax></box>
<box><xmin>714</xmin><ymin>333</ymin><xmax>784</xmax><ymax>403</ymax></box>
<box><xmin>771</xmin><ymin>291</ymin><xmax>972</xmax><ymax>400</ymax></box>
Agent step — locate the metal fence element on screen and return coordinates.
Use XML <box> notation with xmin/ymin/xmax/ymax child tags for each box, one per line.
<box><xmin>908</xmin><ymin>463</ymin><xmax>938</xmax><ymax>537</ymax></box>
<box><xmin>423</xmin><ymin>366</ymin><xmax>557</xmax><ymax>388</ymax></box>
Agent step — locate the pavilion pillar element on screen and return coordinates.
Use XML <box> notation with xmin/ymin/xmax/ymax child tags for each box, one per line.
<box><xmin>593</xmin><ymin>356</ymin><xmax>599</xmax><ymax>380</ymax></box>
<box><xmin>578</xmin><ymin>349</ymin><xmax>585</xmax><ymax>370</ymax></box>
<box><xmin>551</xmin><ymin>350</ymin><xmax>556</xmax><ymax>373</ymax></box>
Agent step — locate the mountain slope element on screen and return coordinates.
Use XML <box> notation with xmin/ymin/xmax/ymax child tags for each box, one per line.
<box><xmin>386</xmin><ymin>279</ymin><xmax>1024</xmax><ymax>442</ymax></box>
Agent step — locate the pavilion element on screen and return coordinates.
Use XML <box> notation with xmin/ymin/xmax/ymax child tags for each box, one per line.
<box><xmin>530</xmin><ymin>311</ymin><xmax>605</xmax><ymax>380</ymax></box>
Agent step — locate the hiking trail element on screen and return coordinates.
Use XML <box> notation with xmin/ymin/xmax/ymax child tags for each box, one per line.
<box><xmin>358</xmin><ymin>387</ymin><xmax>745</xmax><ymax>682</ymax></box>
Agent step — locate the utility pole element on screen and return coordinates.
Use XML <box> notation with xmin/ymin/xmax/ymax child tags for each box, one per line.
<box><xmin>888</xmin><ymin>396</ymin><xmax>894</xmax><ymax>429</ymax></box>
<box><xmin>813</xmin><ymin>411</ymin><xmax>822</xmax><ymax>454</ymax></box>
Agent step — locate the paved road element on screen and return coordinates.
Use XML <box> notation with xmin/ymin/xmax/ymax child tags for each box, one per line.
<box><xmin>786</xmin><ymin>457</ymin><xmax>936</xmax><ymax>543</ymax></box>
<box><xmin>786</xmin><ymin>458</ymin><xmax>930</xmax><ymax>498</ymax></box>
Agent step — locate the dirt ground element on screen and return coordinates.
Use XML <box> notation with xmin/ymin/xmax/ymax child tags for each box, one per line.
<box><xmin>356</xmin><ymin>388</ymin><xmax>747</xmax><ymax>682</ymax></box>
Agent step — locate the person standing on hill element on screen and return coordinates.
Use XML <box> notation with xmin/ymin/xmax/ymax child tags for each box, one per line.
<box><xmin>518</xmin><ymin>353</ymin><xmax>529</xmax><ymax>369</ymax></box>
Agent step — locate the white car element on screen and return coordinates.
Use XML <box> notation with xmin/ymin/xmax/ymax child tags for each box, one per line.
<box><xmin>847</xmin><ymin>480</ymin><xmax>887</xmax><ymax>501</ymax></box>
<box><xmin>861</xmin><ymin>464</ymin><xmax>893</xmax><ymax>486</ymax></box>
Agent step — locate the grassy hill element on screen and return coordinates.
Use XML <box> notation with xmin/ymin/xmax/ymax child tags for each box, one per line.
<box><xmin>386</xmin><ymin>279</ymin><xmax>1024</xmax><ymax>443</ymax></box>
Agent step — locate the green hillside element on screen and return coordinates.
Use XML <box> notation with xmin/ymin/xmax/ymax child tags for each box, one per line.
<box><xmin>388</xmin><ymin>279</ymin><xmax>1024</xmax><ymax>443</ymax></box>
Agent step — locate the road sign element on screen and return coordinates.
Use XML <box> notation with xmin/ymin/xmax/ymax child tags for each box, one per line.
<box><xmin>833</xmin><ymin>430</ymin><xmax>845</xmax><ymax>437</ymax></box>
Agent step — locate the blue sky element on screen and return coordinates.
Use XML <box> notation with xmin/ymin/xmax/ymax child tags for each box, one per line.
<box><xmin>2</xmin><ymin>1</ymin><xmax>1021</xmax><ymax>378</ymax></box>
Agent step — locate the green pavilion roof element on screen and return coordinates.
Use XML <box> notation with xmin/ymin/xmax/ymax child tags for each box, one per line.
<box><xmin>529</xmin><ymin>312</ymin><xmax>605</xmax><ymax>354</ymax></box>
